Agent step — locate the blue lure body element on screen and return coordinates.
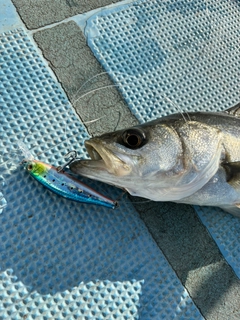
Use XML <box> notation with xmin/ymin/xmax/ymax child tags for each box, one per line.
<box><xmin>24</xmin><ymin>160</ymin><xmax>117</xmax><ymax>209</ymax></box>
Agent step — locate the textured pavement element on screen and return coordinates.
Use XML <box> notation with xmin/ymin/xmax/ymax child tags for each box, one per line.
<box><xmin>33</xmin><ymin>21</ymin><xmax>137</xmax><ymax>137</ymax></box>
<box><xmin>3</xmin><ymin>0</ymin><xmax>240</xmax><ymax>319</ymax></box>
<box><xmin>11</xmin><ymin>0</ymin><xmax>122</xmax><ymax>29</ymax></box>
<box><xmin>132</xmin><ymin>199</ymin><xmax>240</xmax><ymax>319</ymax></box>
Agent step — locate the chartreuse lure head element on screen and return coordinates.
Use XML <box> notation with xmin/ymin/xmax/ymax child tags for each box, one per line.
<box><xmin>25</xmin><ymin>160</ymin><xmax>51</xmax><ymax>185</ymax></box>
<box><xmin>24</xmin><ymin>160</ymin><xmax>50</xmax><ymax>178</ymax></box>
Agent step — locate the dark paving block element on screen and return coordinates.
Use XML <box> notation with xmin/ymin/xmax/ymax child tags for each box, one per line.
<box><xmin>131</xmin><ymin>198</ymin><xmax>240</xmax><ymax>319</ymax></box>
<box><xmin>12</xmin><ymin>0</ymin><xmax>122</xmax><ymax>29</ymax></box>
<box><xmin>33</xmin><ymin>21</ymin><xmax>138</xmax><ymax>136</ymax></box>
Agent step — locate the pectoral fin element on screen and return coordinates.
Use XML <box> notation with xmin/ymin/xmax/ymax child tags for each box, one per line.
<box><xmin>222</xmin><ymin>161</ymin><xmax>240</xmax><ymax>188</ymax></box>
<box><xmin>221</xmin><ymin>162</ymin><xmax>240</xmax><ymax>217</ymax></box>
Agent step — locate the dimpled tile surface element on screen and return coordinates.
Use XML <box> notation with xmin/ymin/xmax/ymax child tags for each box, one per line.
<box><xmin>0</xmin><ymin>28</ymin><xmax>203</xmax><ymax>319</ymax></box>
<box><xmin>85</xmin><ymin>0</ymin><xmax>240</xmax><ymax>277</ymax></box>
<box><xmin>0</xmin><ymin>270</ymin><xmax>143</xmax><ymax>320</ymax></box>
<box><xmin>86</xmin><ymin>0</ymin><xmax>240</xmax><ymax>123</ymax></box>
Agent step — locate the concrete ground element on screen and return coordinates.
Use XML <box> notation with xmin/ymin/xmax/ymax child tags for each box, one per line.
<box><xmin>7</xmin><ymin>0</ymin><xmax>240</xmax><ymax>319</ymax></box>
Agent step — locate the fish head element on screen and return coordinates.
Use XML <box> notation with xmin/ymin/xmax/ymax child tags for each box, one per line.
<box><xmin>70</xmin><ymin>121</ymin><xmax>183</xmax><ymax>195</ymax></box>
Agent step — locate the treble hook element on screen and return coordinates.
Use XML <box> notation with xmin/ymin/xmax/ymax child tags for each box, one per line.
<box><xmin>57</xmin><ymin>150</ymin><xmax>77</xmax><ymax>172</ymax></box>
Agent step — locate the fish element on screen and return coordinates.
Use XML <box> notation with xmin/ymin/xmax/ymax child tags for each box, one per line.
<box><xmin>23</xmin><ymin>159</ymin><xmax>117</xmax><ymax>209</ymax></box>
<box><xmin>69</xmin><ymin>103</ymin><xmax>240</xmax><ymax>217</ymax></box>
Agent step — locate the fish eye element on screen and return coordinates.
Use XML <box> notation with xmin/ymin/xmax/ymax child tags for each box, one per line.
<box><xmin>121</xmin><ymin>129</ymin><xmax>146</xmax><ymax>149</ymax></box>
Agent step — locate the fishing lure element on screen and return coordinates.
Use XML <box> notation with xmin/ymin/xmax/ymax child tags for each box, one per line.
<box><xmin>22</xmin><ymin>158</ymin><xmax>117</xmax><ymax>209</ymax></box>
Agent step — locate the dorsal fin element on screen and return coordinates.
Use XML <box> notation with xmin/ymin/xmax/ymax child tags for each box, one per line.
<box><xmin>224</xmin><ymin>102</ymin><xmax>240</xmax><ymax>117</ymax></box>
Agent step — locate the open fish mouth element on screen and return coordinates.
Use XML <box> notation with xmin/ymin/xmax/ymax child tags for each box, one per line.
<box><xmin>79</xmin><ymin>139</ymin><xmax>132</xmax><ymax>176</ymax></box>
<box><xmin>85</xmin><ymin>140</ymin><xmax>102</xmax><ymax>160</ymax></box>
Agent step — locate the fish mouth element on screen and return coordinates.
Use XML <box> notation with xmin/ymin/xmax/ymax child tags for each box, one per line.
<box><xmin>85</xmin><ymin>141</ymin><xmax>104</xmax><ymax>161</ymax></box>
<box><xmin>78</xmin><ymin>139</ymin><xmax>132</xmax><ymax>177</ymax></box>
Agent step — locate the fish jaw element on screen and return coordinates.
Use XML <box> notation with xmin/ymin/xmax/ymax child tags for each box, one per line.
<box><xmin>70</xmin><ymin>135</ymin><xmax>148</xmax><ymax>190</ymax></box>
<box><xmin>70</xmin><ymin>159</ymin><xmax>127</xmax><ymax>188</ymax></box>
<box><xmin>84</xmin><ymin>139</ymin><xmax>134</xmax><ymax>177</ymax></box>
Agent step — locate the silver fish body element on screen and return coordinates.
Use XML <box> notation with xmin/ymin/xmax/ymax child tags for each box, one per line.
<box><xmin>70</xmin><ymin>105</ymin><xmax>240</xmax><ymax>216</ymax></box>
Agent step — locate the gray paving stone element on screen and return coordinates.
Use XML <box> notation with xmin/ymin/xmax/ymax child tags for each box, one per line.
<box><xmin>33</xmin><ymin>21</ymin><xmax>138</xmax><ymax>136</ymax></box>
<box><xmin>12</xmin><ymin>0</ymin><xmax>122</xmax><ymax>29</ymax></box>
<box><xmin>131</xmin><ymin>198</ymin><xmax>240</xmax><ymax>320</ymax></box>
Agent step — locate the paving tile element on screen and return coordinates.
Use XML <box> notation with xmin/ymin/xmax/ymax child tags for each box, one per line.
<box><xmin>12</xmin><ymin>0</ymin><xmax>124</xmax><ymax>29</ymax></box>
<box><xmin>33</xmin><ymin>21</ymin><xmax>138</xmax><ymax>136</ymax></box>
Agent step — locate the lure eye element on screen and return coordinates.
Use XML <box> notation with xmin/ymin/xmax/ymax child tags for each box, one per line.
<box><xmin>27</xmin><ymin>164</ymin><xmax>33</xmax><ymax>171</ymax></box>
<box><xmin>121</xmin><ymin>129</ymin><xmax>146</xmax><ymax>149</ymax></box>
